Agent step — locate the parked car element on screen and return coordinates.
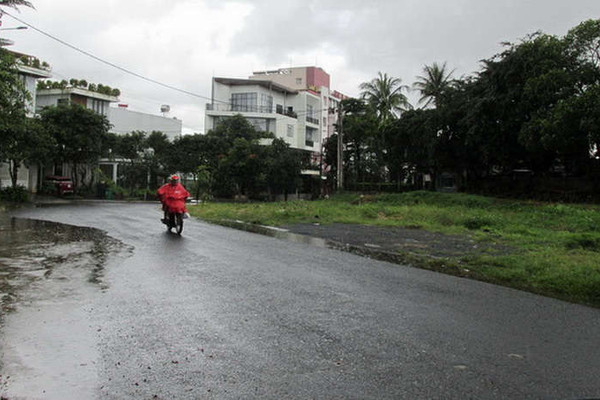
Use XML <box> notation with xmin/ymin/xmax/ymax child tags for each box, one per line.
<box><xmin>44</xmin><ymin>175</ymin><xmax>74</xmax><ymax>196</ymax></box>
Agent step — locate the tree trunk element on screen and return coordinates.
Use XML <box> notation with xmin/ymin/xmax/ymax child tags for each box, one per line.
<box><xmin>9</xmin><ymin>160</ymin><xmax>19</xmax><ymax>188</ymax></box>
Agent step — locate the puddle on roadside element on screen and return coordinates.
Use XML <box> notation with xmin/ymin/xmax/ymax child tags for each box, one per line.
<box><xmin>0</xmin><ymin>216</ymin><xmax>129</xmax><ymax>314</ymax></box>
<box><xmin>218</xmin><ymin>219</ymin><xmax>333</xmax><ymax>248</ymax></box>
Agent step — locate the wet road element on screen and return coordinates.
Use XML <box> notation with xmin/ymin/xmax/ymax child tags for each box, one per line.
<box><xmin>1</xmin><ymin>202</ymin><xmax>600</xmax><ymax>399</ymax></box>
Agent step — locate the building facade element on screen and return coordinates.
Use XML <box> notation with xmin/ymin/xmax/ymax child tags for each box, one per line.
<box><xmin>108</xmin><ymin>106</ymin><xmax>182</xmax><ymax>141</ymax></box>
<box><xmin>36</xmin><ymin>86</ymin><xmax>119</xmax><ymax>117</ymax></box>
<box><xmin>205</xmin><ymin>67</ymin><xmax>347</xmax><ymax>162</ymax></box>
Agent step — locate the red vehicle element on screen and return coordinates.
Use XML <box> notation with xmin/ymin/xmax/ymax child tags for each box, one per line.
<box><xmin>44</xmin><ymin>175</ymin><xmax>74</xmax><ymax>196</ymax></box>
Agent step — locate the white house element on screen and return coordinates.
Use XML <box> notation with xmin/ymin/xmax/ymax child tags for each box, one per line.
<box><xmin>36</xmin><ymin>86</ymin><xmax>184</xmax><ymax>185</ymax></box>
<box><xmin>98</xmin><ymin>106</ymin><xmax>183</xmax><ymax>184</ymax></box>
<box><xmin>36</xmin><ymin>86</ymin><xmax>119</xmax><ymax>118</ymax></box>
<box><xmin>205</xmin><ymin>66</ymin><xmax>347</xmax><ymax>163</ymax></box>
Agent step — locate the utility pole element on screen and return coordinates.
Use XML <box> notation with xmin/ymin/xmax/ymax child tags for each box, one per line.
<box><xmin>336</xmin><ymin>101</ymin><xmax>344</xmax><ymax>190</ymax></box>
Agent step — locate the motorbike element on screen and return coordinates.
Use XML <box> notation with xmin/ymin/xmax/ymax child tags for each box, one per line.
<box><xmin>163</xmin><ymin>208</ymin><xmax>184</xmax><ymax>235</ymax></box>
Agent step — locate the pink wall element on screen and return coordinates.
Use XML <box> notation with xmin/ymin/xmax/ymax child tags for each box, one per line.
<box><xmin>306</xmin><ymin>67</ymin><xmax>330</xmax><ymax>89</ymax></box>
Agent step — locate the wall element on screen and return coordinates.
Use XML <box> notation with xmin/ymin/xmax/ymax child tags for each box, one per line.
<box><xmin>250</xmin><ymin>68</ymin><xmax>307</xmax><ymax>90</ymax></box>
<box><xmin>306</xmin><ymin>67</ymin><xmax>330</xmax><ymax>89</ymax></box>
<box><xmin>108</xmin><ymin>108</ymin><xmax>183</xmax><ymax>140</ymax></box>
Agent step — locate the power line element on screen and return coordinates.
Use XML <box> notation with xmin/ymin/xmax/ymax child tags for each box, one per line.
<box><xmin>3</xmin><ymin>10</ymin><xmax>227</xmax><ymax>104</ymax></box>
<box><xmin>4</xmin><ymin>11</ymin><xmax>339</xmax><ymax>130</ymax></box>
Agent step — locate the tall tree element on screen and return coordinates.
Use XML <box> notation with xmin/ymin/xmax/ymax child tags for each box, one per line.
<box><xmin>0</xmin><ymin>48</ymin><xmax>29</xmax><ymax>187</ymax></box>
<box><xmin>3</xmin><ymin>117</ymin><xmax>54</xmax><ymax>188</ymax></box>
<box><xmin>359</xmin><ymin>72</ymin><xmax>411</xmax><ymax>123</ymax></box>
<box><xmin>413</xmin><ymin>62</ymin><xmax>455</xmax><ymax>109</ymax></box>
<box><xmin>40</xmin><ymin>104</ymin><xmax>111</xmax><ymax>190</ymax></box>
<box><xmin>339</xmin><ymin>98</ymin><xmax>380</xmax><ymax>184</ymax></box>
<box><xmin>264</xmin><ymin>138</ymin><xmax>302</xmax><ymax>201</ymax></box>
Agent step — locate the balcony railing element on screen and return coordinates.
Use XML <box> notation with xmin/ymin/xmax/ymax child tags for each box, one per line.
<box><xmin>306</xmin><ymin>116</ymin><xmax>319</xmax><ymax>125</ymax></box>
<box><xmin>206</xmin><ymin>103</ymin><xmax>297</xmax><ymax>119</ymax></box>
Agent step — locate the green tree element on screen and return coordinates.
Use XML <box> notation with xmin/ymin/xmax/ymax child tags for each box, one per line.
<box><xmin>339</xmin><ymin>98</ymin><xmax>380</xmax><ymax>184</ymax></box>
<box><xmin>264</xmin><ymin>138</ymin><xmax>302</xmax><ymax>201</ymax></box>
<box><xmin>40</xmin><ymin>104</ymin><xmax>111</xmax><ymax>190</ymax></box>
<box><xmin>359</xmin><ymin>72</ymin><xmax>411</xmax><ymax>124</ymax></box>
<box><xmin>3</xmin><ymin>117</ymin><xmax>54</xmax><ymax>188</ymax></box>
<box><xmin>0</xmin><ymin>49</ymin><xmax>30</xmax><ymax>187</ymax></box>
<box><xmin>112</xmin><ymin>131</ymin><xmax>149</xmax><ymax>190</ymax></box>
<box><xmin>145</xmin><ymin>131</ymin><xmax>171</xmax><ymax>189</ymax></box>
<box><xmin>413</xmin><ymin>62</ymin><xmax>455</xmax><ymax>109</ymax></box>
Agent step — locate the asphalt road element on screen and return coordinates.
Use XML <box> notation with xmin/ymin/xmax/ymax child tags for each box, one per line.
<box><xmin>2</xmin><ymin>202</ymin><xmax>599</xmax><ymax>399</ymax></box>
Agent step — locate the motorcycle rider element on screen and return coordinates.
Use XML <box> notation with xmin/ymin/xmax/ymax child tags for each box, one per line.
<box><xmin>157</xmin><ymin>175</ymin><xmax>190</xmax><ymax>223</ymax></box>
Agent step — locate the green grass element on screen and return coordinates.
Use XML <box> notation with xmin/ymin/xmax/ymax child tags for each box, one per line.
<box><xmin>189</xmin><ymin>191</ymin><xmax>600</xmax><ymax>307</ymax></box>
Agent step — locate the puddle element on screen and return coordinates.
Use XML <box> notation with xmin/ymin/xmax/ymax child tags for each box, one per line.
<box><xmin>0</xmin><ymin>216</ymin><xmax>131</xmax><ymax>399</ymax></box>
<box><xmin>219</xmin><ymin>220</ymin><xmax>332</xmax><ymax>248</ymax></box>
<box><xmin>0</xmin><ymin>216</ymin><xmax>129</xmax><ymax>314</ymax></box>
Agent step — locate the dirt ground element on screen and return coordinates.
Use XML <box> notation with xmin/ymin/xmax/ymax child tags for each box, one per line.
<box><xmin>275</xmin><ymin>223</ymin><xmax>516</xmax><ymax>277</ymax></box>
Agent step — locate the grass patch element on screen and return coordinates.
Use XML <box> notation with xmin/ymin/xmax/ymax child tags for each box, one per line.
<box><xmin>189</xmin><ymin>191</ymin><xmax>600</xmax><ymax>307</ymax></box>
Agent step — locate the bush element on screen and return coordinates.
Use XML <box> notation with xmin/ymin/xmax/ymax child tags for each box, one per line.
<box><xmin>0</xmin><ymin>185</ymin><xmax>29</xmax><ymax>202</ymax></box>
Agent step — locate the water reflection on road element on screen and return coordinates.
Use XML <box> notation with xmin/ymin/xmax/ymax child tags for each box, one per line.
<box><xmin>0</xmin><ymin>216</ymin><xmax>127</xmax><ymax>313</ymax></box>
<box><xmin>0</xmin><ymin>216</ymin><xmax>131</xmax><ymax>399</ymax></box>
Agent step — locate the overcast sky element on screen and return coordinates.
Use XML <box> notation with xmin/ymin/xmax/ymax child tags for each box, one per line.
<box><xmin>2</xmin><ymin>0</ymin><xmax>599</xmax><ymax>133</ymax></box>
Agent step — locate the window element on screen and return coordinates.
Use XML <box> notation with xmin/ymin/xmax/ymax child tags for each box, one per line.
<box><xmin>287</xmin><ymin>124</ymin><xmax>294</xmax><ymax>137</ymax></box>
<box><xmin>90</xmin><ymin>99</ymin><xmax>106</xmax><ymax>115</ymax></box>
<box><xmin>296</xmin><ymin>78</ymin><xmax>302</xmax><ymax>85</ymax></box>
<box><xmin>276</xmin><ymin>104</ymin><xmax>283</xmax><ymax>114</ymax></box>
<box><xmin>306</xmin><ymin>104</ymin><xmax>319</xmax><ymax>124</ymax></box>
<box><xmin>231</xmin><ymin>92</ymin><xmax>257</xmax><ymax>112</ymax></box>
<box><xmin>259</xmin><ymin>93</ymin><xmax>273</xmax><ymax>113</ymax></box>
<box><xmin>246</xmin><ymin>117</ymin><xmax>272</xmax><ymax>133</ymax></box>
<box><xmin>305</xmin><ymin>127</ymin><xmax>318</xmax><ymax>147</ymax></box>
<box><xmin>57</xmin><ymin>98</ymin><xmax>69</xmax><ymax>106</ymax></box>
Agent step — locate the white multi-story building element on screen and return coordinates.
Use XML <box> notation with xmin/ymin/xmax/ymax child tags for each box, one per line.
<box><xmin>205</xmin><ymin>67</ymin><xmax>347</xmax><ymax>159</ymax></box>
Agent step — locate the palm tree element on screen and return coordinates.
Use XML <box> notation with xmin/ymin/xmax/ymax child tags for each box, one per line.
<box><xmin>0</xmin><ymin>0</ymin><xmax>34</xmax><ymax>11</ymax></box>
<box><xmin>413</xmin><ymin>62</ymin><xmax>455</xmax><ymax>109</ymax></box>
<box><xmin>359</xmin><ymin>72</ymin><xmax>411</xmax><ymax>123</ymax></box>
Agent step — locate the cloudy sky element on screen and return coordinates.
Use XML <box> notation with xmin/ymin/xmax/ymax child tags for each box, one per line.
<box><xmin>2</xmin><ymin>0</ymin><xmax>599</xmax><ymax>133</ymax></box>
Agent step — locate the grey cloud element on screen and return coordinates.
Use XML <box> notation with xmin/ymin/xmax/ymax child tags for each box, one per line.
<box><xmin>231</xmin><ymin>0</ymin><xmax>600</xmax><ymax>86</ymax></box>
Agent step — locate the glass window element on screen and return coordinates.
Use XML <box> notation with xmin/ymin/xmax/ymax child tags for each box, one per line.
<box><xmin>259</xmin><ymin>93</ymin><xmax>273</xmax><ymax>113</ymax></box>
<box><xmin>296</xmin><ymin>78</ymin><xmax>302</xmax><ymax>85</ymax></box>
<box><xmin>231</xmin><ymin>92</ymin><xmax>257</xmax><ymax>112</ymax></box>
<box><xmin>246</xmin><ymin>117</ymin><xmax>271</xmax><ymax>133</ymax></box>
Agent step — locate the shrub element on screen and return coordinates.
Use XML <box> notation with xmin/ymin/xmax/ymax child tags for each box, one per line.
<box><xmin>0</xmin><ymin>185</ymin><xmax>29</xmax><ymax>202</ymax></box>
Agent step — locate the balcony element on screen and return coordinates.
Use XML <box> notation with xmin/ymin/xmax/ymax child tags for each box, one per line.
<box><xmin>206</xmin><ymin>103</ymin><xmax>297</xmax><ymax>119</ymax></box>
<box><xmin>306</xmin><ymin>116</ymin><xmax>319</xmax><ymax>125</ymax></box>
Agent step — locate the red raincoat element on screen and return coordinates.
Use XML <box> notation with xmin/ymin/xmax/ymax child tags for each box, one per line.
<box><xmin>157</xmin><ymin>182</ymin><xmax>190</xmax><ymax>213</ymax></box>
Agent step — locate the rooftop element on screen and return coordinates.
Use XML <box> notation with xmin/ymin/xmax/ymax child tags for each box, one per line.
<box><xmin>214</xmin><ymin>77</ymin><xmax>298</xmax><ymax>94</ymax></box>
<box><xmin>37</xmin><ymin>87</ymin><xmax>119</xmax><ymax>102</ymax></box>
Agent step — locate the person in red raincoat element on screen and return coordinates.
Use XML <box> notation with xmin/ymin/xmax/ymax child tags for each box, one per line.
<box><xmin>157</xmin><ymin>175</ymin><xmax>190</xmax><ymax>223</ymax></box>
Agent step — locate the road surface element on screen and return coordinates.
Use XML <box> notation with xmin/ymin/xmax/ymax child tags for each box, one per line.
<box><xmin>1</xmin><ymin>202</ymin><xmax>599</xmax><ymax>399</ymax></box>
